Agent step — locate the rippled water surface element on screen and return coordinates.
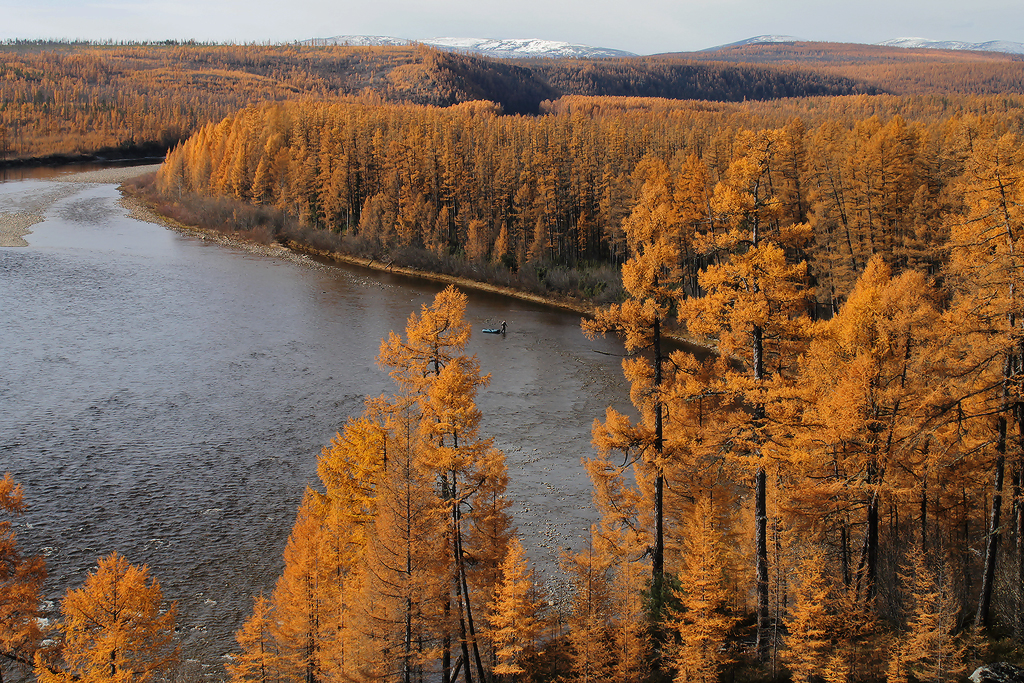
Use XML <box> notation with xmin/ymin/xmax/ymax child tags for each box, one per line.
<box><xmin>0</xmin><ymin>171</ymin><xmax>634</xmax><ymax>673</ymax></box>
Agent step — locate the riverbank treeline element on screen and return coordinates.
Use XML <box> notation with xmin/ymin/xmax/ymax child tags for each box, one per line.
<box><xmin>156</xmin><ymin>94</ymin><xmax>1024</xmax><ymax>310</ymax></box>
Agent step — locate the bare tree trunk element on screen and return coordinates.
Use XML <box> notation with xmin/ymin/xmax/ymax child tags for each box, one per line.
<box><xmin>977</xmin><ymin>352</ymin><xmax>1011</xmax><ymax>631</ymax></box>
<box><xmin>442</xmin><ymin>471</ymin><xmax>453</xmax><ymax>683</ymax></box>
<box><xmin>652</xmin><ymin>295</ymin><xmax>665</xmax><ymax>623</ymax></box>
<box><xmin>1015</xmin><ymin>454</ymin><xmax>1024</xmax><ymax>639</ymax></box>
<box><xmin>754</xmin><ymin>465</ymin><xmax>770</xmax><ymax>661</ymax></box>
<box><xmin>456</xmin><ymin>579</ymin><xmax>474</xmax><ymax>683</ymax></box>
<box><xmin>841</xmin><ymin>523</ymin><xmax>851</xmax><ymax>587</ymax></box>
<box><xmin>976</xmin><ymin>447</ymin><xmax>1006</xmax><ymax>630</ymax></box>
<box><xmin>866</xmin><ymin>485</ymin><xmax>879</xmax><ymax>600</ymax></box>
<box><xmin>921</xmin><ymin>472</ymin><xmax>928</xmax><ymax>555</ymax></box>
<box><xmin>752</xmin><ymin>318</ymin><xmax>771</xmax><ymax>662</ymax></box>
<box><xmin>456</xmin><ymin>516</ymin><xmax>486</xmax><ymax>683</ymax></box>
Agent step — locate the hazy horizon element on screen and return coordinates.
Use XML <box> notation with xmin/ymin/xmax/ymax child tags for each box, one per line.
<box><xmin>3</xmin><ymin>0</ymin><xmax>1021</xmax><ymax>55</ymax></box>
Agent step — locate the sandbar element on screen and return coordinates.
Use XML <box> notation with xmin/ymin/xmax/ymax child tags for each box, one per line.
<box><xmin>0</xmin><ymin>163</ymin><xmax>161</xmax><ymax>247</ymax></box>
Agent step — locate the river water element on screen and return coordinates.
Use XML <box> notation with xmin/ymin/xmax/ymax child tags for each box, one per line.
<box><xmin>0</xmin><ymin>168</ymin><xmax>635</xmax><ymax>675</ymax></box>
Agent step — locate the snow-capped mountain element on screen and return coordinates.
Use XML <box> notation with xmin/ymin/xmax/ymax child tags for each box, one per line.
<box><xmin>420</xmin><ymin>38</ymin><xmax>634</xmax><ymax>59</ymax></box>
<box><xmin>302</xmin><ymin>35</ymin><xmax>413</xmax><ymax>47</ymax></box>
<box><xmin>701</xmin><ymin>35</ymin><xmax>804</xmax><ymax>51</ymax></box>
<box><xmin>306</xmin><ymin>35</ymin><xmax>634</xmax><ymax>59</ymax></box>
<box><xmin>876</xmin><ymin>37</ymin><xmax>1024</xmax><ymax>54</ymax></box>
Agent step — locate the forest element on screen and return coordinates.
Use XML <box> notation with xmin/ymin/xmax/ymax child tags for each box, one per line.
<box><xmin>2</xmin><ymin>40</ymin><xmax>1024</xmax><ymax>160</ymax></box>
<box><xmin>6</xmin><ymin>39</ymin><xmax>1024</xmax><ymax>683</ymax></box>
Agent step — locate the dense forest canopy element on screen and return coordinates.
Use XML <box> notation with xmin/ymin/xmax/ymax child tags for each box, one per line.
<box><xmin>144</xmin><ymin>83</ymin><xmax>1024</xmax><ymax>680</ymax></box>
<box><xmin>155</xmin><ymin>93</ymin><xmax>1024</xmax><ymax>309</ymax></box>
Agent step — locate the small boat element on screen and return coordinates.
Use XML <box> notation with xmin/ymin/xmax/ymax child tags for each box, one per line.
<box><xmin>482</xmin><ymin>321</ymin><xmax>507</xmax><ymax>334</ymax></box>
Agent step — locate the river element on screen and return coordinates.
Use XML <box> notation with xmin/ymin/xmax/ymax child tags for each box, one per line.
<box><xmin>0</xmin><ymin>166</ymin><xmax>635</xmax><ymax>676</ymax></box>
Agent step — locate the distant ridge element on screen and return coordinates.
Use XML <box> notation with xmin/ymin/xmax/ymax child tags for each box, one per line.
<box><xmin>701</xmin><ymin>35</ymin><xmax>804</xmax><ymax>51</ymax></box>
<box><xmin>302</xmin><ymin>35</ymin><xmax>412</xmax><ymax>47</ymax></box>
<box><xmin>421</xmin><ymin>38</ymin><xmax>635</xmax><ymax>59</ymax></box>
<box><xmin>876</xmin><ymin>37</ymin><xmax>1024</xmax><ymax>55</ymax></box>
<box><xmin>304</xmin><ymin>35</ymin><xmax>634</xmax><ymax>59</ymax></box>
<box><xmin>304</xmin><ymin>34</ymin><xmax>1024</xmax><ymax>59</ymax></box>
<box><xmin>697</xmin><ymin>35</ymin><xmax>1024</xmax><ymax>57</ymax></box>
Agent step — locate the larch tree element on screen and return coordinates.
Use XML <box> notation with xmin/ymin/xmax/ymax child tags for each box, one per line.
<box><xmin>270</xmin><ymin>491</ymin><xmax>328</xmax><ymax>683</ymax></box>
<box><xmin>466</xmin><ymin>446</ymin><xmax>516</xmax><ymax>669</ymax></box>
<box><xmin>0</xmin><ymin>473</ymin><xmax>46</xmax><ymax>683</ymax></box>
<box><xmin>312</xmin><ymin>414</ymin><xmax>388</xmax><ymax>679</ymax></box>
<box><xmin>665</xmin><ymin>496</ymin><xmax>735</xmax><ymax>683</ymax></box>
<box><xmin>35</xmin><ymin>553</ymin><xmax>178</xmax><ymax>683</ymax></box>
<box><xmin>583</xmin><ymin>447</ymin><xmax>651</xmax><ymax>683</ymax></box>
<box><xmin>377</xmin><ymin>285</ymin><xmax>504</xmax><ymax>683</ymax></box>
<box><xmin>563</xmin><ymin>539</ymin><xmax>614</xmax><ymax>683</ymax></box>
<box><xmin>228</xmin><ymin>594</ymin><xmax>289</xmax><ymax>683</ymax></box>
<box><xmin>783</xmin><ymin>552</ymin><xmax>834</xmax><ymax>683</ymax></box>
<box><xmin>359</xmin><ymin>407</ymin><xmax>448</xmax><ymax>683</ymax></box>
<box><xmin>942</xmin><ymin>132</ymin><xmax>1024</xmax><ymax>630</ymax></box>
<box><xmin>488</xmin><ymin>537</ymin><xmax>542</xmax><ymax>681</ymax></box>
<box><xmin>887</xmin><ymin>549</ymin><xmax>967</xmax><ymax>683</ymax></box>
<box><xmin>678</xmin><ymin>128</ymin><xmax>812</xmax><ymax>660</ymax></box>
<box><xmin>792</xmin><ymin>257</ymin><xmax>942</xmax><ymax>605</ymax></box>
<box><xmin>582</xmin><ymin>154</ymin><xmax>682</xmax><ymax>625</ymax></box>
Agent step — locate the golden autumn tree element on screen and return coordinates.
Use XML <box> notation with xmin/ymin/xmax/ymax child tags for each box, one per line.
<box><xmin>270</xmin><ymin>491</ymin><xmax>328</xmax><ymax>683</ymax></box>
<box><xmin>228</xmin><ymin>594</ymin><xmax>290</xmax><ymax>683</ymax></box>
<box><xmin>312</xmin><ymin>415</ymin><xmax>387</xmax><ymax>680</ymax></box>
<box><xmin>563</xmin><ymin>539</ymin><xmax>613</xmax><ymax>683</ymax></box>
<box><xmin>488</xmin><ymin>537</ymin><xmax>542</xmax><ymax>680</ymax></box>
<box><xmin>245</xmin><ymin>412</ymin><xmax>386</xmax><ymax>683</ymax></box>
<box><xmin>678</xmin><ymin>128</ymin><xmax>812</xmax><ymax>659</ymax></box>
<box><xmin>359</xmin><ymin>395</ymin><xmax>448</xmax><ymax>683</ymax></box>
<box><xmin>942</xmin><ymin>132</ymin><xmax>1024</xmax><ymax>630</ymax></box>
<box><xmin>583</xmin><ymin>154</ymin><xmax>682</xmax><ymax>622</ymax></box>
<box><xmin>35</xmin><ymin>553</ymin><xmax>178</xmax><ymax>683</ymax></box>
<box><xmin>467</xmin><ymin>446</ymin><xmax>516</xmax><ymax>669</ymax></box>
<box><xmin>792</xmin><ymin>257</ymin><xmax>942</xmax><ymax>605</ymax></box>
<box><xmin>0</xmin><ymin>473</ymin><xmax>46</xmax><ymax>682</ymax></box>
<box><xmin>887</xmin><ymin>550</ymin><xmax>967</xmax><ymax>683</ymax></box>
<box><xmin>583</xmin><ymin>447</ymin><xmax>650</xmax><ymax>683</ymax></box>
<box><xmin>783</xmin><ymin>553</ymin><xmax>833</xmax><ymax>683</ymax></box>
<box><xmin>377</xmin><ymin>285</ymin><xmax>508</xmax><ymax>683</ymax></box>
<box><xmin>665</xmin><ymin>496</ymin><xmax>735</xmax><ymax>683</ymax></box>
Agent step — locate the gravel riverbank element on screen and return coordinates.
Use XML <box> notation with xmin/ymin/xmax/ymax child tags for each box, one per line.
<box><xmin>0</xmin><ymin>164</ymin><xmax>162</xmax><ymax>247</ymax></box>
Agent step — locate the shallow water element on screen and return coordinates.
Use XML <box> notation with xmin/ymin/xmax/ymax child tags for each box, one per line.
<box><xmin>0</xmin><ymin>172</ymin><xmax>636</xmax><ymax>672</ymax></box>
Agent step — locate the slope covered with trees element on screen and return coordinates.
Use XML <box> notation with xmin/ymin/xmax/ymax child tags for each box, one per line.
<box><xmin>153</xmin><ymin>93</ymin><xmax>1024</xmax><ymax>310</ymax></box>
<box><xmin>671</xmin><ymin>41</ymin><xmax>1024</xmax><ymax>96</ymax></box>
<box><xmin>10</xmin><ymin>39</ymin><xmax>1023</xmax><ymax>162</ymax></box>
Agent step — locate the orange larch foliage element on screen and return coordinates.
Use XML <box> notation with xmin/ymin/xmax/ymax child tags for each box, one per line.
<box><xmin>34</xmin><ymin>553</ymin><xmax>178</xmax><ymax>683</ymax></box>
<box><xmin>666</xmin><ymin>497</ymin><xmax>735</xmax><ymax>683</ymax></box>
<box><xmin>0</xmin><ymin>473</ymin><xmax>46</xmax><ymax>681</ymax></box>
<box><xmin>487</xmin><ymin>537</ymin><xmax>542</xmax><ymax>679</ymax></box>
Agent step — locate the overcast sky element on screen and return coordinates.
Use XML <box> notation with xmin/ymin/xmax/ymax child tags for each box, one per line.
<box><xmin>3</xmin><ymin>0</ymin><xmax>1021</xmax><ymax>54</ymax></box>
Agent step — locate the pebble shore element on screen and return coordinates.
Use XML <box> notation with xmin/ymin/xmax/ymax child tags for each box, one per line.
<box><xmin>0</xmin><ymin>164</ymin><xmax>162</xmax><ymax>247</ymax></box>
